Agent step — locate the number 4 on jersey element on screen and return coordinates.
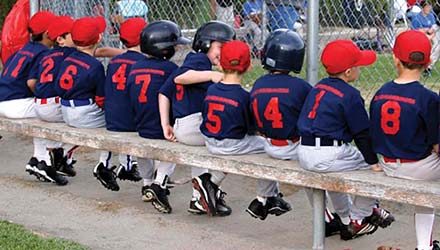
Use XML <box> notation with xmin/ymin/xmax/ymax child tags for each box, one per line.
<box><xmin>112</xmin><ymin>64</ymin><xmax>127</xmax><ymax>90</ymax></box>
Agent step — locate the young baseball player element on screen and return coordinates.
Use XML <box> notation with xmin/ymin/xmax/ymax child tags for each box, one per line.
<box><xmin>0</xmin><ymin>11</ymin><xmax>69</xmax><ymax>185</ymax></box>
<box><xmin>127</xmin><ymin>20</ymin><xmax>190</xmax><ymax>213</ymax></box>
<box><xmin>296</xmin><ymin>39</ymin><xmax>395</xmax><ymax>240</ymax></box>
<box><xmin>369</xmin><ymin>30</ymin><xmax>440</xmax><ymax>250</ymax></box>
<box><xmin>247</xmin><ymin>29</ymin><xmax>311</xmax><ymax>220</ymax></box>
<box><xmin>158</xmin><ymin>21</ymin><xmax>235</xmax><ymax>216</ymax></box>
<box><xmin>104</xmin><ymin>18</ymin><xmax>147</xmax><ymax>185</ymax></box>
<box><xmin>53</xmin><ymin>16</ymin><xmax>117</xmax><ymax>190</ymax></box>
<box><xmin>199</xmin><ymin>39</ymin><xmax>269</xmax><ymax>217</ymax></box>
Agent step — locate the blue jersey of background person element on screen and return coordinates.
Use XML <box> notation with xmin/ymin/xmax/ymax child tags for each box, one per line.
<box><xmin>200</xmin><ymin>83</ymin><xmax>254</xmax><ymax>140</ymax></box>
<box><xmin>34</xmin><ymin>46</ymin><xmax>77</xmax><ymax>99</ymax></box>
<box><xmin>105</xmin><ymin>51</ymin><xmax>145</xmax><ymax>132</ymax></box>
<box><xmin>54</xmin><ymin>50</ymin><xmax>105</xmax><ymax>100</ymax></box>
<box><xmin>127</xmin><ymin>57</ymin><xmax>178</xmax><ymax>139</ymax></box>
<box><xmin>161</xmin><ymin>52</ymin><xmax>214</xmax><ymax>119</ymax></box>
<box><xmin>265</xmin><ymin>0</ymin><xmax>301</xmax><ymax>31</ymax></box>
<box><xmin>0</xmin><ymin>42</ymin><xmax>48</xmax><ymax>101</ymax></box>
<box><xmin>250</xmin><ymin>73</ymin><xmax>312</xmax><ymax>140</ymax></box>
<box><xmin>370</xmin><ymin>81</ymin><xmax>439</xmax><ymax>160</ymax></box>
<box><xmin>411</xmin><ymin>11</ymin><xmax>436</xmax><ymax>29</ymax></box>
<box><xmin>297</xmin><ymin>77</ymin><xmax>370</xmax><ymax>142</ymax></box>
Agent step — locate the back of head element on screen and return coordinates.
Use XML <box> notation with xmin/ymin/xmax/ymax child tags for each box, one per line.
<box><xmin>393</xmin><ymin>30</ymin><xmax>431</xmax><ymax>69</ymax></box>
<box><xmin>71</xmin><ymin>16</ymin><xmax>106</xmax><ymax>47</ymax></box>
<box><xmin>120</xmin><ymin>18</ymin><xmax>147</xmax><ymax>48</ymax></box>
<box><xmin>261</xmin><ymin>29</ymin><xmax>305</xmax><ymax>73</ymax></box>
<box><xmin>47</xmin><ymin>16</ymin><xmax>74</xmax><ymax>41</ymax></box>
<box><xmin>140</xmin><ymin>20</ymin><xmax>190</xmax><ymax>60</ymax></box>
<box><xmin>192</xmin><ymin>21</ymin><xmax>236</xmax><ymax>53</ymax></box>
<box><xmin>220</xmin><ymin>40</ymin><xmax>250</xmax><ymax>74</ymax></box>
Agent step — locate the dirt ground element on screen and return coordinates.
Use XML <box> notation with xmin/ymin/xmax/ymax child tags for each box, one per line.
<box><xmin>0</xmin><ymin>131</ymin><xmax>438</xmax><ymax>250</ymax></box>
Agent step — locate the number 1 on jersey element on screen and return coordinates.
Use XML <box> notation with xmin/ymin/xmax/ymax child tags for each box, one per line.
<box><xmin>252</xmin><ymin>97</ymin><xmax>283</xmax><ymax>129</ymax></box>
<box><xmin>135</xmin><ymin>74</ymin><xmax>151</xmax><ymax>103</ymax></box>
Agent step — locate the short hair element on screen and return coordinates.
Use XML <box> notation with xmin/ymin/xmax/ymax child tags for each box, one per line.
<box><xmin>401</xmin><ymin>52</ymin><xmax>426</xmax><ymax>70</ymax></box>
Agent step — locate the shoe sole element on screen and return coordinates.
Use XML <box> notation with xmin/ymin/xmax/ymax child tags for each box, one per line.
<box><xmin>187</xmin><ymin>207</ymin><xmax>206</xmax><ymax>215</ymax></box>
<box><xmin>268</xmin><ymin>207</ymin><xmax>291</xmax><ymax>216</ymax></box>
<box><xmin>93</xmin><ymin>165</ymin><xmax>120</xmax><ymax>191</ymax></box>
<box><xmin>25</xmin><ymin>165</ymin><xmax>50</xmax><ymax>182</ymax></box>
<box><xmin>145</xmin><ymin>189</ymin><xmax>172</xmax><ymax>214</ymax></box>
<box><xmin>192</xmin><ymin>178</ymin><xmax>216</xmax><ymax>216</ymax></box>
<box><xmin>245</xmin><ymin>208</ymin><xmax>266</xmax><ymax>220</ymax></box>
<box><xmin>142</xmin><ymin>192</ymin><xmax>154</xmax><ymax>202</ymax></box>
<box><xmin>33</xmin><ymin>166</ymin><xmax>68</xmax><ymax>186</ymax></box>
<box><xmin>341</xmin><ymin>224</ymin><xmax>378</xmax><ymax>241</ymax></box>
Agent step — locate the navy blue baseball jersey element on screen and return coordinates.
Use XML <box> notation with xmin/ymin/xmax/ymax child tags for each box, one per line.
<box><xmin>200</xmin><ymin>83</ymin><xmax>253</xmax><ymax>140</ymax></box>
<box><xmin>34</xmin><ymin>46</ymin><xmax>77</xmax><ymax>99</ymax></box>
<box><xmin>170</xmin><ymin>52</ymin><xmax>213</xmax><ymax>119</ymax></box>
<box><xmin>250</xmin><ymin>73</ymin><xmax>312</xmax><ymax>139</ymax></box>
<box><xmin>54</xmin><ymin>50</ymin><xmax>105</xmax><ymax>100</ymax></box>
<box><xmin>370</xmin><ymin>81</ymin><xmax>439</xmax><ymax>160</ymax></box>
<box><xmin>298</xmin><ymin>77</ymin><xmax>370</xmax><ymax>142</ymax></box>
<box><xmin>127</xmin><ymin>57</ymin><xmax>178</xmax><ymax>139</ymax></box>
<box><xmin>0</xmin><ymin>42</ymin><xmax>48</xmax><ymax>101</ymax></box>
<box><xmin>105</xmin><ymin>51</ymin><xmax>145</xmax><ymax>132</ymax></box>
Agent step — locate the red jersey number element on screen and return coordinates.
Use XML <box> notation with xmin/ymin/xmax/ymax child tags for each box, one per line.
<box><xmin>135</xmin><ymin>74</ymin><xmax>151</xmax><ymax>103</ymax></box>
<box><xmin>381</xmin><ymin>100</ymin><xmax>401</xmax><ymax>135</ymax></box>
<box><xmin>10</xmin><ymin>56</ymin><xmax>26</xmax><ymax>78</ymax></box>
<box><xmin>40</xmin><ymin>58</ymin><xmax>55</xmax><ymax>83</ymax></box>
<box><xmin>206</xmin><ymin>103</ymin><xmax>225</xmax><ymax>134</ymax></box>
<box><xmin>112</xmin><ymin>64</ymin><xmax>127</xmax><ymax>90</ymax></box>
<box><xmin>59</xmin><ymin>65</ymin><xmax>77</xmax><ymax>90</ymax></box>
<box><xmin>176</xmin><ymin>85</ymin><xmax>184</xmax><ymax>101</ymax></box>
<box><xmin>252</xmin><ymin>97</ymin><xmax>283</xmax><ymax>129</ymax></box>
<box><xmin>308</xmin><ymin>90</ymin><xmax>326</xmax><ymax>119</ymax></box>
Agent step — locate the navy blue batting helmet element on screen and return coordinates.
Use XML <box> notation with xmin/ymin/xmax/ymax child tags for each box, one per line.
<box><xmin>192</xmin><ymin>21</ymin><xmax>236</xmax><ymax>53</ymax></box>
<box><xmin>261</xmin><ymin>29</ymin><xmax>305</xmax><ymax>73</ymax></box>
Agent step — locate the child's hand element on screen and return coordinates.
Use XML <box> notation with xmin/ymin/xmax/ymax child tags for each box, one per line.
<box><xmin>211</xmin><ymin>71</ymin><xmax>223</xmax><ymax>83</ymax></box>
<box><xmin>163</xmin><ymin>125</ymin><xmax>177</xmax><ymax>142</ymax></box>
<box><xmin>371</xmin><ymin>164</ymin><xmax>383</xmax><ymax>172</ymax></box>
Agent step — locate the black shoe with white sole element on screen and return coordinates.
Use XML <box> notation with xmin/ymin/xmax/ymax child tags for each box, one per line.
<box><xmin>93</xmin><ymin>163</ymin><xmax>120</xmax><ymax>191</ymax></box>
<box><xmin>188</xmin><ymin>199</ymin><xmax>206</xmax><ymax>215</ymax></box>
<box><xmin>35</xmin><ymin>161</ymin><xmax>68</xmax><ymax>186</ymax></box>
<box><xmin>266</xmin><ymin>193</ymin><xmax>291</xmax><ymax>216</ymax></box>
<box><xmin>25</xmin><ymin>157</ymin><xmax>47</xmax><ymax>182</ymax></box>
<box><xmin>145</xmin><ymin>183</ymin><xmax>172</xmax><ymax>214</ymax></box>
<box><xmin>192</xmin><ymin>173</ymin><xmax>218</xmax><ymax>216</ymax></box>
<box><xmin>116</xmin><ymin>164</ymin><xmax>142</xmax><ymax>182</ymax></box>
<box><xmin>246</xmin><ymin>199</ymin><xmax>268</xmax><ymax>220</ymax></box>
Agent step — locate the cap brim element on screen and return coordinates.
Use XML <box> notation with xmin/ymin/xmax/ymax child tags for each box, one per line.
<box><xmin>354</xmin><ymin>50</ymin><xmax>376</xmax><ymax>67</ymax></box>
<box><xmin>176</xmin><ymin>36</ymin><xmax>191</xmax><ymax>45</ymax></box>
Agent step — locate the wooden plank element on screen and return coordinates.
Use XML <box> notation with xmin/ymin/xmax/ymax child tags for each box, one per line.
<box><xmin>1</xmin><ymin>117</ymin><xmax>440</xmax><ymax>208</ymax></box>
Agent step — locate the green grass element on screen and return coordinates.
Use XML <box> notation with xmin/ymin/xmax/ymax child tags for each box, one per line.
<box><xmin>0</xmin><ymin>220</ymin><xmax>89</xmax><ymax>250</ymax></box>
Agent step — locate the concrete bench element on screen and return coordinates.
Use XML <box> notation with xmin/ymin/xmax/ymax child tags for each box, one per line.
<box><xmin>1</xmin><ymin>117</ymin><xmax>439</xmax><ymax>250</ymax></box>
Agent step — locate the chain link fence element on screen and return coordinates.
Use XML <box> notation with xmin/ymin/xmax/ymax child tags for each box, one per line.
<box><xmin>37</xmin><ymin>0</ymin><xmax>439</xmax><ymax>101</ymax></box>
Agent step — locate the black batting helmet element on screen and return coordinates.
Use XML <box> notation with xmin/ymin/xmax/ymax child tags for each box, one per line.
<box><xmin>261</xmin><ymin>29</ymin><xmax>305</xmax><ymax>73</ymax></box>
<box><xmin>192</xmin><ymin>21</ymin><xmax>236</xmax><ymax>53</ymax></box>
<box><xmin>140</xmin><ymin>20</ymin><xmax>190</xmax><ymax>60</ymax></box>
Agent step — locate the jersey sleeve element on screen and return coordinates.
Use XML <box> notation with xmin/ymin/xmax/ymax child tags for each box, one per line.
<box><xmin>422</xmin><ymin>92</ymin><xmax>440</xmax><ymax>145</ymax></box>
<box><xmin>159</xmin><ymin>71</ymin><xmax>177</xmax><ymax>100</ymax></box>
<box><xmin>95</xmin><ymin>64</ymin><xmax>106</xmax><ymax>97</ymax></box>
<box><xmin>411</xmin><ymin>15</ymin><xmax>422</xmax><ymax>29</ymax></box>
<box><xmin>344</xmin><ymin>92</ymin><xmax>370</xmax><ymax>135</ymax></box>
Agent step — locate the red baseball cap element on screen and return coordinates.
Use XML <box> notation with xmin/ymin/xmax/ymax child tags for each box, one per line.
<box><xmin>220</xmin><ymin>40</ymin><xmax>250</xmax><ymax>72</ymax></box>
<box><xmin>29</xmin><ymin>11</ymin><xmax>56</xmax><ymax>35</ymax></box>
<box><xmin>71</xmin><ymin>16</ymin><xmax>106</xmax><ymax>46</ymax></box>
<box><xmin>393</xmin><ymin>30</ymin><xmax>431</xmax><ymax>65</ymax></box>
<box><xmin>48</xmin><ymin>16</ymin><xmax>75</xmax><ymax>41</ymax></box>
<box><xmin>321</xmin><ymin>40</ymin><xmax>376</xmax><ymax>74</ymax></box>
<box><xmin>120</xmin><ymin>18</ymin><xmax>147</xmax><ymax>47</ymax></box>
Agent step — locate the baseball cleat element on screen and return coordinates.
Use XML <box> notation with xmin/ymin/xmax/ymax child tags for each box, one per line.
<box><xmin>141</xmin><ymin>185</ymin><xmax>153</xmax><ymax>202</ymax></box>
<box><xmin>366</xmin><ymin>207</ymin><xmax>395</xmax><ymax>228</ymax></box>
<box><xmin>188</xmin><ymin>199</ymin><xmax>207</xmax><ymax>215</ymax></box>
<box><xmin>25</xmin><ymin>157</ymin><xmax>48</xmax><ymax>182</ymax></box>
<box><xmin>116</xmin><ymin>163</ymin><xmax>142</xmax><ymax>182</ymax></box>
<box><xmin>325</xmin><ymin>212</ymin><xmax>345</xmax><ymax>237</ymax></box>
<box><xmin>50</xmin><ymin>148</ymin><xmax>76</xmax><ymax>177</ymax></box>
<box><xmin>34</xmin><ymin>161</ymin><xmax>68</xmax><ymax>186</ymax></box>
<box><xmin>93</xmin><ymin>163</ymin><xmax>120</xmax><ymax>191</ymax></box>
<box><xmin>246</xmin><ymin>198</ymin><xmax>268</xmax><ymax>220</ymax></box>
<box><xmin>340</xmin><ymin>219</ymin><xmax>378</xmax><ymax>241</ymax></box>
<box><xmin>192</xmin><ymin>173</ymin><xmax>218</xmax><ymax>216</ymax></box>
<box><xmin>266</xmin><ymin>193</ymin><xmax>291</xmax><ymax>216</ymax></box>
<box><xmin>145</xmin><ymin>183</ymin><xmax>172</xmax><ymax>214</ymax></box>
<box><xmin>216</xmin><ymin>189</ymin><xmax>231</xmax><ymax>216</ymax></box>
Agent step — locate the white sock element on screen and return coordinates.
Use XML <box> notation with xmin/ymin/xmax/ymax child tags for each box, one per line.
<box><xmin>143</xmin><ymin>179</ymin><xmax>153</xmax><ymax>186</ymax></box>
<box><xmin>210</xmin><ymin>171</ymin><xmax>226</xmax><ymax>186</ymax></box>
<box><xmin>98</xmin><ymin>151</ymin><xmax>112</xmax><ymax>168</ymax></box>
<box><xmin>340</xmin><ymin>216</ymin><xmax>351</xmax><ymax>225</ymax></box>
<box><xmin>415</xmin><ymin>212</ymin><xmax>435</xmax><ymax>250</ymax></box>
<box><xmin>257</xmin><ymin>196</ymin><xmax>267</xmax><ymax>206</ymax></box>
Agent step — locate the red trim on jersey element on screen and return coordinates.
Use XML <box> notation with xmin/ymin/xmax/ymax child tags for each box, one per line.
<box><xmin>250</xmin><ymin>88</ymin><xmax>290</xmax><ymax>97</ymax></box>
<box><xmin>373</xmin><ymin>94</ymin><xmax>416</xmax><ymax>105</ymax></box>
<box><xmin>65</xmin><ymin>57</ymin><xmax>91</xmax><ymax>70</ymax></box>
<box><xmin>95</xmin><ymin>96</ymin><xmax>105</xmax><ymax>108</ymax></box>
<box><xmin>110</xmin><ymin>58</ymin><xmax>136</xmax><ymax>65</ymax></box>
<box><xmin>129</xmin><ymin>68</ymin><xmax>165</xmax><ymax>76</ymax></box>
<box><xmin>205</xmin><ymin>95</ymin><xmax>239</xmax><ymax>107</ymax></box>
<box><xmin>315</xmin><ymin>84</ymin><xmax>344</xmax><ymax>98</ymax></box>
<box><xmin>18</xmin><ymin>50</ymin><xmax>35</xmax><ymax>58</ymax></box>
<box><xmin>42</xmin><ymin>52</ymin><xmax>64</xmax><ymax>62</ymax></box>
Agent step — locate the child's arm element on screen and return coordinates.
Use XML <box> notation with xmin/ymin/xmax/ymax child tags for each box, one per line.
<box><xmin>94</xmin><ymin>47</ymin><xmax>125</xmax><ymax>58</ymax></box>
<box><xmin>174</xmin><ymin>70</ymin><xmax>223</xmax><ymax>85</ymax></box>
<box><xmin>434</xmin><ymin>144</ymin><xmax>439</xmax><ymax>153</ymax></box>
<box><xmin>159</xmin><ymin>93</ymin><xmax>176</xmax><ymax>142</ymax></box>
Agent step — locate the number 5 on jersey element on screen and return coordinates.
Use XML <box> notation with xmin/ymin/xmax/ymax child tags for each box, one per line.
<box><xmin>206</xmin><ymin>103</ymin><xmax>225</xmax><ymax>134</ymax></box>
